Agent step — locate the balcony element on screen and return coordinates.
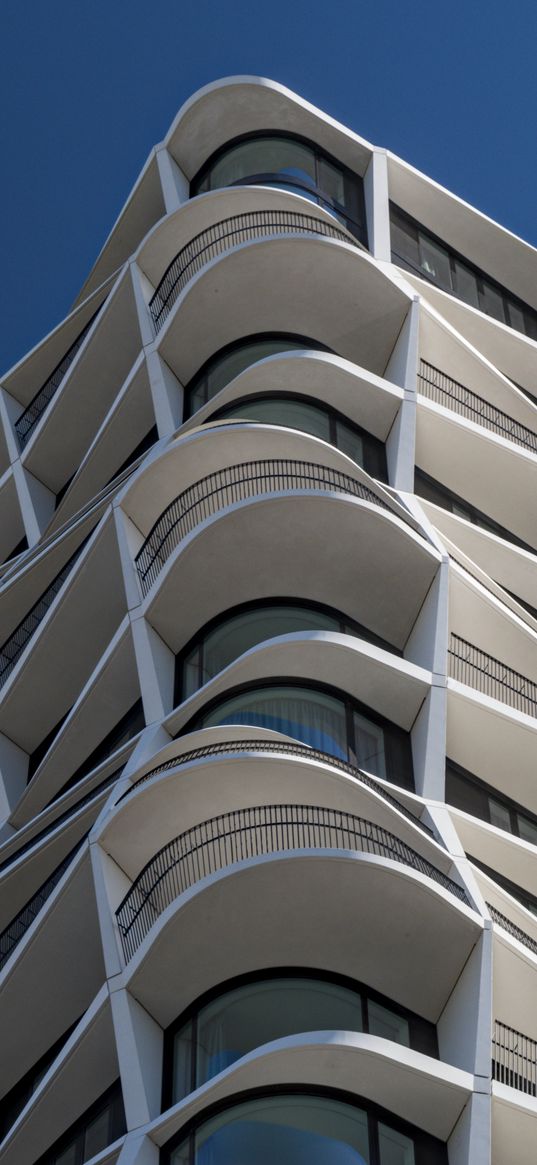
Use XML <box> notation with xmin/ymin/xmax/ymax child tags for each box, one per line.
<box><xmin>488</xmin><ymin>903</ymin><xmax>537</xmax><ymax>959</ymax></box>
<box><xmin>0</xmin><ymin>842</ymin><xmax>82</xmax><ymax>972</ymax></box>
<box><xmin>14</xmin><ymin>313</ymin><xmax>98</xmax><ymax>451</ymax></box>
<box><xmin>418</xmin><ymin>360</ymin><xmax>537</xmax><ymax>455</ymax></box>
<box><xmin>493</xmin><ymin>1020</ymin><xmax>537</xmax><ymax>1096</ymax></box>
<box><xmin>149</xmin><ymin>209</ymin><xmax>355</xmax><ymax>333</ymax></box>
<box><xmin>115</xmin><ymin>802</ymin><xmax>468</xmax><ymax>961</ymax></box>
<box><xmin>449</xmin><ymin>634</ymin><xmax>537</xmax><ymax>718</ymax></box>
<box><xmin>135</xmin><ymin>458</ymin><xmax>392</xmax><ymax>597</ymax></box>
<box><xmin>0</xmin><ymin>539</ymin><xmax>87</xmax><ymax>691</ymax></box>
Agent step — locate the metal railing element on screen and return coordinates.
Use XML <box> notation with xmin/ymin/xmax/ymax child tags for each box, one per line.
<box><xmin>0</xmin><ymin>538</ymin><xmax>88</xmax><ymax>690</ymax></box>
<box><xmin>14</xmin><ymin>311</ymin><xmax>99</xmax><ymax>450</ymax></box>
<box><xmin>0</xmin><ymin>841</ymin><xmax>83</xmax><ymax>971</ymax></box>
<box><xmin>488</xmin><ymin>903</ymin><xmax>537</xmax><ymax>959</ymax></box>
<box><xmin>115</xmin><ymin>737</ymin><xmax>433</xmax><ymax>837</ymax></box>
<box><xmin>492</xmin><ymin>1020</ymin><xmax>537</xmax><ymax>1095</ymax></box>
<box><xmin>448</xmin><ymin>634</ymin><xmax>537</xmax><ymax>718</ymax></box>
<box><xmin>149</xmin><ymin>210</ymin><xmax>353</xmax><ymax>332</ymax></box>
<box><xmin>115</xmin><ymin>803</ymin><xmax>467</xmax><ymax>961</ymax></box>
<box><xmin>418</xmin><ymin>360</ymin><xmax>537</xmax><ymax>454</ymax></box>
<box><xmin>135</xmin><ymin>459</ymin><xmax>391</xmax><ymax>595</ymax></box>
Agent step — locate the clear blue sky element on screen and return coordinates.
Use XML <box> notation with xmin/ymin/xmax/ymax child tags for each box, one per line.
<box><xmin>1</xmin><ymin>0</ymin><xmax>536</xmax><ymax>374</ymax></box>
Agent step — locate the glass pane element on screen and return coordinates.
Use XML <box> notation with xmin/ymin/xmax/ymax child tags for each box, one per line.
<box><xmin>198</xmin><ymin>605</ymin><xmax>340</xmax><ymax>688</ymax></box>
<box><xmin>488</xmin><ymin>798</ymin><xmax>512</xmax><ymax>833</ymax></box>
<box><xmin>183</xmin><ymin>646</ymin><xmax>201</xmax><ymax>699</ymax></box>
<box><xmin>205</xmin><ymin>138</ymin><xmax>316</xmax><ymax>192</ymax></box>
<box><xmin>199</xmin><ymin>684</ymin><xmax>349</xmax><ymax>759</ymax></box>
<box><xmin>368</xmin><ymin>1000</ymin><xmax>409</xmax><ymax>1046</ymax></box>
<box><xmin>83</xmin><ymin>1108</ymin><xmax>110</xmax><ymax>1160</ymax></box>
<box><xmin>506</xmin><ymin>301</ymin><xmax>526</xmax><ymax>335</ymax></box>
<box><xmin>390</xmin><ymin>210</ymin><xmax>419</xmax><ymax>271</ymax></box>
<box><xmin>517</xmin><ymin>814</ymin><xmax>537</xmax><ymax>846</ymax></box>
<box><xmin>378</xmin><ymin>1123</ymin><xmax>415</xmax><ymax>1165</ymax></box>
<box><xmin>418</xmin><ymin>235</ymin><xmax>453</xmax><ymax>290</ymax></box>
<box><xmin>453</xmin><ymin>260</ymin><xmax>480</xmax><ymax>308</ymax></box>
<box><xmin>335</xmin><ymin>420</ymin><xmax>364</xmax><ymax>467</ymax></box>
<box><xmin>55</xmin><ymin>1144</ymin><xmax>78</xmax><ymax>1165</ymax></box>
<box><xmin>190</xmin><ymin>978</ymin><xmax>362</xmax><ymax>1094</ymax></box>
<box><xmin>353</xmin><ymin>711</ymin><xmax>386</xmax><ymax>778</ymax></box>
<box><xmin>479</xmin><ymin>281</ymin><xmax>506</xmax><ymax>323</ymax></box>
<box><xmin>172</xmin><ymin>1019</ymin><xmax>194</xmax><ymax>1101</ymax></box>
<box><xmin>318</xmin><ymin>156</ymin><xmax>346</xmax><ymax>207</ymax></box>
<box><xmin>177</xmin><ymin>1094</ymin><xmax>371</xmax><ymax>1165</ymax></box>
<box><xmin>219</xmin><ymin>397</ymin><xmax>331</xmax><ymax>442</ymax></box>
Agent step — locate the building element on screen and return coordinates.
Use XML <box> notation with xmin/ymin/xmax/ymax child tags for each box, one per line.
<box><xmin>0</xmin><ymin>75</ymin><xmax>536</xmax><ymax>1165</ymax></box>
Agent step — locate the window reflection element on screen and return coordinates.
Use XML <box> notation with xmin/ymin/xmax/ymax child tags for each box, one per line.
<box><xmin>186</xmin><ymin>335</ymin><xmax>329</xmax><ymax>417</ymax></box>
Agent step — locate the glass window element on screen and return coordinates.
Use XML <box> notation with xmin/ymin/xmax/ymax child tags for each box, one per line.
<box><xmin>479</xmin><ymin>281</ymin><xmax>507</xmax><ymax>323</ymax></box>
<box><xmin>418</xmin><ymin>235</ymin><xmax>452</xmax><ymax>291</ymax></box>
<box><xmin>183</xmin><ymin>605</ymin><xmax>340</xmax><ymax>698</ymax></box>
<box><xmin>453</xmin><ymin>260</ymin><xmax>479</xmax><ymax>308</ymax></box>
<box><xmin>488</xmin><ymin>798</ymin><xmax>512</xmax><ymax>833</ymax></box>
<box><xmin>55</xmin><ymin>1145</ymin><xmax>78</xmax><ymax>1165</ymax></box>
<box><xmin>368</xmin><ymin>1001</ymin><xmax>410</xmax><ymax>1047</ymax></box>
<box><xmin>219</xmin><ymin>397</ymin><xmax>331</xmax><ymax>442</ymax></box>
<box><xmin>517</xmin><ymin>815</ymin><xmax>537</xmax><ymax>846</ymax></box>
<box><xmin>173</xmin><ymin>977</ymin><xmax>363</xmax><ymax>1101</ymax></box>
<box><xmin>83</xmin><ymin>1108</ymin><xmax>111</xmax><ymax>1160</ymax></box>
<box><xmin>171</xmin><ymin>1094</ymin><xmax>371</xmax><ymax>1165</ymax></box>
<box><xmin>378</xmin><ymin>1123</ymin><xmax>416</xmax><ymax>1165</ymax></box>
<box><xmin>187</xmin><ymin>337</ymin><xmax>318</xmax><ymax>415</ymax></box>
<box><xmin>390</xmin><ymin>211</ymin><xmax>420</xmax><ymax>271</ymax></box>
<box><xmin>201</xmin><ymin>137</ymin><xmax>317</xmax><ymax>193</ymax></box>
<box><xmin>335</xmin><ymin>419</ymin><xmax>364</xmax><ymax>467</ymax></box>
<box><xmin>353</xmin><ymin>711</ymin><xmax>386</xmax><ymax>779</ymax></box>
<box><xmin>199</xmin><ymin>684</ymin><xmax>349</xmax><ymax>759</ymax></box>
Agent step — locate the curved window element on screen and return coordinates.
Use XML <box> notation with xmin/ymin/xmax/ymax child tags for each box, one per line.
<box><xmin>213</xmin><ymin>395</ymin><xmax>388</xmax><ymax>480</ymax></box>
<box><xmin>185</xmin><ymin>334</ymin><xmax>330</xmax><ymax>418</ymax></box>
<box><xmin>163</xmin><ymin>1090</ymin><xmax>447</xmax><ymax>1164</ymax></box>
<box><xmin>165</xmin><ymin>971</ymin><xmax>437</xmax><ymax>1105</ymax></box>
<box><xmin>185</xmin><ymin>681</ymin><xmax>414</xmax><ymax>789</ymax></box>
<box><xmin>177</xmin><ymin>600</ymin><xmax>397</xmax><ymax>703</ymax></box>
<box><xmin>192</xmin><ymin>133</ymin><xmax>368</xmax><ymax>244</ymax></box>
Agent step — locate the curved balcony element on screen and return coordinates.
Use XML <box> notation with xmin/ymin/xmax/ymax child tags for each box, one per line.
<box><xmin>150</xmin><ymin>208</ymin><xmax>354</xmax><ymax>333</ymax></box>
<box><xmin>449</xmin><ymin>633</ymin><xmax>537</xmax><ymax>718</ymax></box>
<box><xmin>135</xmin><ymin>458</ymin><xmax>392</xmax><ymax>597</ymax></box>
<box><xmin>0</xmin><ymin>842</ymin><xmax>82</xmax><ymax>972</ymax></box>
<box><xmin>14</xmin><ymin>310</ymin><xmax>100</xmax><ymax>451</ymax></box>
<box><xmin>115</xmin><ymin>803</ymin><xmax>468</xmax><ymax>961</ymax></box>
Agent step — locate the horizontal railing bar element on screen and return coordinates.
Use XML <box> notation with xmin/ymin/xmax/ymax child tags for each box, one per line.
<box><xmin>418</xmin><ymin>360</ymin><xmax>537</xmax><ymax>454</ymax></box>
<box><xmin>448</xmin><ymin>633</ymin><xmax>537</xmax><ymax>717</ymax></box>
<box><xmin>115</xmin><ymin>802</ymin><xmax>468</xmax><ymax>961</ymax></box>
<box><xmin>149</xmin><ymin>210</ymin><xmax>353</xmax><ymax>332</ymax></box>
<box><xmin>134</xmin><ymin>458</ymin><xmax>392</xmax><ymax>596</ymax></box>
<box><xmin>115</xmin><ymin>737</ymin><xmax>434</xmax><ymax>837</ymax></box>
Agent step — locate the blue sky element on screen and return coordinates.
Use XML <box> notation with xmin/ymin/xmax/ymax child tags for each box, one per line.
<box><xmin>1</xmin><ymin>0</ymin><xmax>536</xmax><ymax>373</ymax></box>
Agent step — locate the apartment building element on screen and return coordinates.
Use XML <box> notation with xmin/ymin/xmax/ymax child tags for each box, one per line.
<box><xmin>0</xmin><ymin>76</ymin><xmax>536</xmax><ymax>1165</ymax></box>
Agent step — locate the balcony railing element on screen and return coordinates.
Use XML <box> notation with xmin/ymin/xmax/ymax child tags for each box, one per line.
<box><xmin>0</xmin><ymin>841</ymin><xmax>83</xmax><ymax>972</ymax></box>
<box><xmin>0</xmin><ymin>538</ymin><xmax>88</xmax><ymax>690</ymax></box>
<box><xmin>116</xmin><ymin>737</ymin><xmax>433</xmax><ymax>837</ymax></box>
<box><xmin>418</xmin><ymin>360</ymin><xmax>537</xmax><ymax>454</ymax></box>
<box><xmin>135</xmin><ymin>458</ymin><xmax>392</xmax><ymax>596</ymax></box>
<box><xmin>492</xmin><ymin>1020</ymin><xmax>537</xmax><ymax>1095</ymax></box>
<box><xmin>448</xmin><ymin>633</ymin><xmax>537</xmax><ymax>718</ymax></box>
<box><xmin>115</xmin><ymin>802</ymin><xmax>468</xmax><ymax>960</ymax></box>
<box><xmin>14</xmin><ymin>311</ymin><xmax>99</xmax><ymax>451</ymax></box>
<box><xmin>149</xmin><ymin>210</ymin><xmax>354</xmax><ymax>332</ymax></box>
<box><xmin>488</xmin><ymin>903</ymin><xmax>537</xmax><ymax>959</ymax></box>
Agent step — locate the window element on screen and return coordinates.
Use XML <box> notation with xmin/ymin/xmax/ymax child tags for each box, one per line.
<box><xmin>212</xmin><ymin>394</ymin><xmax>388</xmax><ymax>480</ymax></box>
<box><xmin>446</xmin><ymin>759</ymin><xmax>537</xmax><ymax>846</ymax></box>
<box><xmin>185</xmin><ymin>334</ymin><xmax>330</xmax><ymax>418</ymax></box>
<box><xmin>192</xmin><ymin>133</ymin><xmax>368</xmax><ymax>244</ymax></box>
<box><xmin>164</xmin><ymin>971</ymin><xmax>436</xmax><ymax>1107</ymax></box>
<box><xmin>35</xmin><ymin>1082</ymin><xmax>125</xmax><ymax>1165</ymax></box>
<box><xmin>162</xmin><ymin>1089</ymin><xmax>447</xmax><ymax>1164</ymax></box>
<box><xmin>390</xmin><ymin>204</ymin><xmax>537</xmax><ymax>341</ymax></box>
<box><xmin>177</xmin><ymin>600</ymin><xmax>397</xmax><ymax>703</ymax></box>
<box><xmin>182</xmin><ymin>680</ymin><xmax>414</xmax><ymax>789</ymax></box>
